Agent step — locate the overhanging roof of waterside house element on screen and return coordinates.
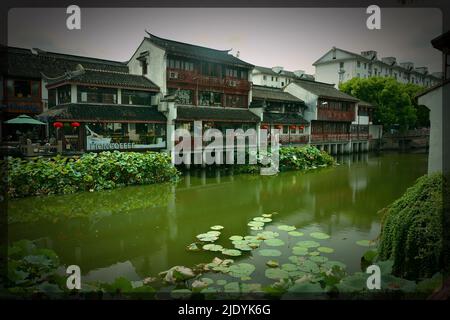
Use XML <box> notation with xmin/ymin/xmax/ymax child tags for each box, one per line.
<box><xmin>252</xmin><ymin>85</ymin><xmax>305</xmax><ymax>103</ymax></box>
<box><xmin>253</xmin><ymin>66</ymin><xmax>279</xmax><ymax>76</ymax></box>
<box><xmin>263</xmin><ymin>112</ymin><xmax>309</xmax><ymax>125</ymax></box>
<box><xmin>292</xmin><ymin>79</ymin><xmax>360</xmax><ymax>102</ymax></box>
<box><xmin>145</xmin><ymin>32</ymin><xmax>254</xmax><ymax>69</ymax></box>
<box><xmin>38</xmin><ymin>104</ymin><xmax>166</xmax><ymax>123</ymax></box>
<box><xmin>5</xmin><ymin>46</ymin><xmax>128</xmax><ymax>79</ymax></box>
<box><xmin>45</xmin><ymin>67</ymin><xmax>160</xmax><ymax>91</ymax></box>
<box><xmin>176</xmin><ymin>106</ymin><xmax>260</xmax><ymax>122</ymax></box>
<box><xmin>358</xmin><ymin>100</ymin><xmax>376</xmax><ymax>108</ymax></box>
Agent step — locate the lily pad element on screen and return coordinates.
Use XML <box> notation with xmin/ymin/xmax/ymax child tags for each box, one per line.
<box><xmin>171</xmin><ymin>289</ymin><xmax>192</xmax><ymax>299</ymax></box>
<box><xmin>288</xmin><ymin>255</ymin><xmax>306</xmax><ymax>264</ymax></box>
<box><xmin>207</xmin><ymin>230</ymin><xmax>221</xmax><ymax>237</ymax></box>
<box><xmin>266</xmin><ymin>260</ymin><xmax>279</xmax><ymax>268</ymax></box>
<box><xmin>210</xmin><ymin>225</ymin><xmax>224</xmax><ymax>230</ymax></box>
<box><xmin>308</xmin><ymin>251</ymin><xmax>320</xmax><ymax>256</ymax></box>
<box><xmin>295</xmin><ymin>240</ymin><xmax>321</xmax><ymax>248</ymax></box>
<box><xmin>228</xmin><ymin>263</ymin><xmax>256</xmax><ymax>278</ymax></box>
<box><xmin>281</xmin><ymin>263</ymin><xmax>298</xmax><ymax>272</ymax></box>
<box><xmin>256</xmin><ymin>231</ymin><xmax>279</xmax><ymax>239</ymax></box>
<box><xmin>264</xmin><ymin>238</ymin><xmax>285</xmax><ymax>247</ymax></box>
<box><xmin>229</xmin><ymin>235</ymin><xmax>243</xmax><ymax>241</ymax></box>
<box><xmin>310</xmin><ymin>256</ymin><xmax>329</xmax><ymax>264</ymax></box>
<box><xmin>262</xmin><ymin>214</ymin><xmax>272</xmax><ymax>218</ymax></box>
<box><xmin>253</xmin><ymin>217</ymin><xmax>272</xmax><ymax>223</ymax></box>
<box><xmin>222</xmin><ymin>249</ymin><xmax>242</xmax><ymax>257</ymax></box>
<box><xmin>298</xmin><ymin>260</ymin><xmax>320</xmax><ymax>273</ymax></box>
<box><xmin>234</xmin><ymin>244</ymin><xmax>253</xmax><ymax>251</ymax></box>
<box><xmin>277</xmin><ymin>225</ymin><xmax>296</xmax><ymax>232</ymax></box>
<box><xmin>258</xmin><ymin>249</ymin><xmax>282</xmax><ymax>257</ymax></box>
<box><xmin>186</xmin><ymin>242</ymin><xmax>201</xmax><ymax>252</ymax></box>
<box><xmin>250</xmin><ymin>226</ymin><xmax>263</xmax><ymax>231</ymax></box>
<box><xmin>292</xmin><ymin>247</ymin><xmax>308</xmax><ymax>255</ymax></box>
<box><xmin>310</xmin><ymin>232</ymin><xmax>330</xmax><ymax>240</ymax></box>
<box><xmin>248</xmin><ymin>221</ymin><xmax>264</xmax><ymax>227</ymax></box>
<box><xmin>288</xmin><ymin>231</ymin><xmax>304</xmax><ymax>237</ymax></box>
<box><xmin>196</xmin><ymin>233</ymin><xmax>219</xmax><ymax>242</ymax></box>
<box><xmin>200</xmin><ymin>277</ymin><xmax>214</xmax><ymax>285</ymax></box>
<box><xmin>216</xmin><ymin>279</ymin><xmax>227</xmax><ymax>286</ymax></box>
<box><xmin>202</xmin><ymin>244</ymin><xmax>223</xmax><ymax>252</ymax></box>
<box><xmin>323</xmin><ymin>260</ymin><xmax>347</xmax><ymax>270</ymax></box>
<box><xmin>265</xmin><ymin>268</ymin><xmax>289</xmax><ymax>280</ymax></box>
<box><xmin>318</xmin><ymin>246</ymin><xmax>334</xmax><ymax>253</ymax></box>
<box><xmin>356</xmin><ymin>240</ymin><xmax>373</xmax><ymax>247</ymax></box>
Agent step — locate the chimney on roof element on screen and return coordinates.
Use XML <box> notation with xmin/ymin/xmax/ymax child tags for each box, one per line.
<box><xmin>400</xmin><ymin>62</ymin><xmax>414</xmax><ymax>71</ymax></box>
<box><xmin>361</xmin><ymin>50</ymin><xmax>377</xmax><ymax>60</ymax></box>
<box><xmin>272</xmin><ymin>66</ymin><xmax>284</xmax><ymax>74</ymax></box>
<box><xmin>381</xmin><ymin>57</ymin><xmax>397</xmax><ymax>66</ymax></box>
<box><xmin>293</xmin><ymin>70</ymin><xmax>305</xmax><ymax>78</ymax></box>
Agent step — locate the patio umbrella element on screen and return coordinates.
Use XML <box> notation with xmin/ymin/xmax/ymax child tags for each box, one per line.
<box><xmin>4</xmin><ymin>115</ymin><xmax>46</xmax><ymax>125</ymax></box>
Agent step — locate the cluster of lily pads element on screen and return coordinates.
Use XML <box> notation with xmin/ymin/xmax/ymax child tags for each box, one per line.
<box><xmin>164</xmin><ymin>213</ymin><xmax>403</xmax><ymax>298</ymax></box>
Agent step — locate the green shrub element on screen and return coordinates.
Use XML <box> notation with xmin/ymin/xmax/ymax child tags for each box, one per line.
<box><xmin>279</xmin><ymin>146</ymin><xmax>335</xmax><ymax>171</ymax></box>
<box><xmin>378</xmin><ymin>173</ymin><xmax>447</xmax><ymax>280</ymax></box>
<box><xmin>7</xmin><ymin>151</ymin><xmax>179</xmax><ymax>198</ymax></box>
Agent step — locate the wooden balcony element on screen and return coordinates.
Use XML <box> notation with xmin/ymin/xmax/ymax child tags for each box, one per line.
<box><xmin>350</xmin><ymin>133</ymin><xmax>371</xmax><ymax>140</ymax></box>
<box><xmin>311</xmin><ymin>133</ymin><xmax>351</xmax><ymax>142</ymax></box>
<box><xmin>167</xmin><ymin>68</ymin><xmax>251</xmax><ymax>91</ymax></box>
<box><xmin>317</xmin><ymin>108</ymin><xmax>355</xmax><ymax>122</ymax></box>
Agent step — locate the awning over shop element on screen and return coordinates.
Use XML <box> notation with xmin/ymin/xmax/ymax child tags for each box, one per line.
<box><xmin>176</xmin><ymin>106</ymin><xmax>260</xmax><ymax>122</ymax></box>
<box><xmin>263</xmin><ymin>112</ymin><xmax>309</xmax><ymax>125</ymax></box>
<box><xmin>38</xmin><ymin>103</ymin><xmax>166</xmax><ymax>123</ymax></box>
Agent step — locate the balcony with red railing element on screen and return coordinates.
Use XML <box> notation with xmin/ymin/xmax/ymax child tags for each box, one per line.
<box><xmin>317</xmin><ymin>108</ymin><xmax>355</xmax><ymax>122</ymax></box>
<box><xmin>166</xmin><ymin>68</ymin><xmax>251</xmax><ymax>91</ymax></box>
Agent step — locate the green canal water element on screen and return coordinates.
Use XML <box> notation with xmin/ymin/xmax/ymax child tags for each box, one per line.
<box><xmin>8</xmin><ymin>152</ymin><xmax>427</xmax><ymax>285</ymax></box>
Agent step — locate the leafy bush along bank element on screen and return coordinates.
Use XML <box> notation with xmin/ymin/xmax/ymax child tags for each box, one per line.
<box><xmin>279</xmin><ymin>146</ymin><xmax>335</xmax><ymax>170</ymax></box>
<box><xmin>7</xmin><ymin>151</ymin><xmax>180</xmax><ymax>198</ymax></box>
<box><xmin>378</xmin><ymin>173</ymin><xmax>447</xmax><ymax>280</ymax></box>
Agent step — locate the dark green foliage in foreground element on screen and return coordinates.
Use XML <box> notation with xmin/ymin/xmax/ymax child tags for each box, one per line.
<box><xmin>378</xmin><ymin>173</ymin><xmax>447</xmax><ymax>280</ymax></box>
<box><xmin>7</xmin><ymin>151</ymin><xmax>180</xmax><ymax>198</ymax></box>
<box><xmin>279</xmin><ymin>146</ymin><xmax>336</xmax><ymax>170</ymax></box>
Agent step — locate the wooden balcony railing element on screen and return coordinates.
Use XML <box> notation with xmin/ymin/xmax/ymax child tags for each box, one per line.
<box><xmin>317</xmin><ymin>109</ymin><xmax>355</xmax><ymax>122</ymax></box>
<box><xmin>167</xmin><ymin>68</ymin><xmax>251</xmax><ymax>91</ymax></box>
<box><xmin>350</xmin><ymin>133</ymin><xmax>370</xmax><ymax>140</ymax></box>
<box><xmin>311</xmin><ymin>133</ymin><xmax>351</xmax><ymax>142</ymax></box>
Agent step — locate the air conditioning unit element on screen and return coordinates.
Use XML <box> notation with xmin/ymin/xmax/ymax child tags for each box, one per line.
<box><xmin>169</xmin><ymin>71</ymin><xmax>179</xmax><ymax>79</ymax></box>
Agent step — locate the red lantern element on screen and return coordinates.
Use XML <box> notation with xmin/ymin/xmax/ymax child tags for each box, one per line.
<box><xmin>261</xmin><ymin>124</ymin><xmax>269</xmax><ymax>130</ymax></box>
<box><xmin>275</xmin><ymin>125</ymin><xmax>283</xmax><ymax>130</ymax></box>
<box><xmin>289</xmin><ymin>125</ymin><xmax>296</xmax><ymax>130</ymax></box>
<box><xmin>53</xmin><ymin>122</ymin><xmax>63</xmax><ymax>128</ymax></box>
<box><xmin>298</xmin><ymin>125</ymin><xmax>305</xmax><ymax>130</ymax></box>
<box><xmin>71</xmin><ymin>122</ymin><xmax>80</xmax><ymax>127</ymax></box>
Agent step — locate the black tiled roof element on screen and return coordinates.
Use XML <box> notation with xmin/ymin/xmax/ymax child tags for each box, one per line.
<box><xmin>38</xmin><ymin>103</ymin><xmax>166</xmax><ymax>122</ymax></box>
<box><xmin>46</xmin><ymin>68</ymin><xmax>159</xmax><ymax>90</ymax></box>
<box><xmin>176</xmin><ymin>106</ymin><xmax>260</xmax><ymax>122</ymax></box>
<box><xmin>146</xmin><ymin>32</ymin><xmax>254</xmax><ymax>69</ymax></box>
<box><xmin>358</xmin><ymin>100</ymin><xmax>376</xmax><ymax>107</ymax></box>
<box><xmin>292</xmin><ymin>79</ymin><xmax>360</xmax><ymax>102</ymax></box>
<box><xmin>5</xmin><ymin>46</ymin><xmax>128</xmax><ymax>79</ymax></box>
<box><xmin>263</xmin><ymin>112</ymin><xmax>308</xmax><ymax>125</ymax></box>
<box><xmin>252</xmin><ymin>85</ymin><xmax>304</xmax><ymax>103</ymax></box>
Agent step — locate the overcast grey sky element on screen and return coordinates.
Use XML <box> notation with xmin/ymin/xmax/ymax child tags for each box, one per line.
<box><xmin>8</xmin><ymin>7</ymin><xmax>443</xmax><ymax>74</ymax></box>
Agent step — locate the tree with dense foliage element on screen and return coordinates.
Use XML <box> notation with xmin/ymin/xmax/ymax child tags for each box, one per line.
<box><xmin>378</xmin><ymin>173</ymin><xmax>447</xmax><ymax>280</ymax></box>
<box><xmin>339</xmin><ymin>77</ymin><xmax>427</xmax><ymax>132</ymax></box>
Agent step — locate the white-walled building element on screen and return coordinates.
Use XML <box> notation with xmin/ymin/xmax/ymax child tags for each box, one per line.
<box><xmin>314</xmin><ymin>47</ymin><xmax>442</xmax><ymax>88</ymax></box>
<box><xmin>252</xmin><ymin>66</ymin><xmax>314</xmax><ymax>89</ymax></box>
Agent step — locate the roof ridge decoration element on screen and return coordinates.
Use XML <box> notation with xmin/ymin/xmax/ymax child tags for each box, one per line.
<box><xmin>145</xmin><ymin>30</ymin><xmax>232</xmax><ymax>53</ymax></box>
<box><xmin>41</xmin><ymin>63</ymin><xmax>86</xmax><ymax>81</ymax></box>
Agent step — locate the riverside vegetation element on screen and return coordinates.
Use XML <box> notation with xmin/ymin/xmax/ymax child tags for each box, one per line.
<box><xmin>7</xmin><ymin>146</ymin><xmax>335</xmax><ymax>199</ymax></box>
